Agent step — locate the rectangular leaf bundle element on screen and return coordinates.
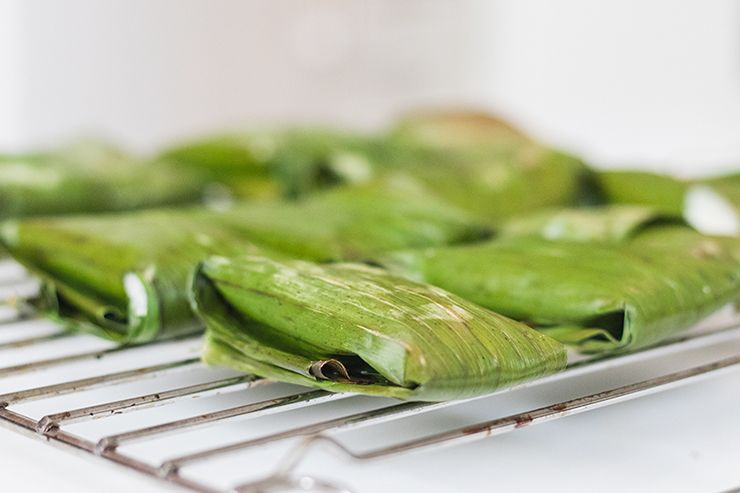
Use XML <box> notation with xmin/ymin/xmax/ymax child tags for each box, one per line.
<box><xmin>0</xmin><ymin>185</ymin><xmax>488</xmax><ymax>342</ymax></box>
<box><xmin>193</xmin><ymin>255</ymin><xmax>567</xmax><ymax>401</ymax></box>
<box><xmin>163</xmin><ymin>112</ymin><xmax>593</xmax><ymax>224</ymax></box>
<box><xmin>381</xmin><ymin>215</ymin><xmax>740</xmax><ymax>353</ymax></box>
<box><xmin>596</xmin><ymin>170</ymin><xmax>739</xmax><ymax>236</ymax></box>
<box><xmin>161</xmin><ymin>129</ymin><xmax>392</xmax><ymax>200</ymax></box>
<box><xmin>0</xmin><ymin>141</ymin><xmax>203</xmax><ymax>219</ymax></box>
<box><xmin>385</xmin><ymin>110</ymin><xmax>594</xmax><ymax>223</ymax></box>
<box><xmin>380</xmin><ymin>144</ymin><xmax>590</xmax><ymax>225</ymax></box>
<box><xmin>497</xmin><ymin>205</ymin><xmax>675</xmax><ymax>243</ymax></box>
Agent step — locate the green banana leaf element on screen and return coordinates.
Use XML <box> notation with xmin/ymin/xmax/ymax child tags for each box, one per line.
<box><xmin>380</xmin><ymin>143</ymin><xmax>591</xmax><ymax>225</ymax></box>
<box><xmin>193</xmin><ymin>255</ymin><xmax>567</xmax><ymax>401</ymax></box>
<box><xmin>702</xmin><ymin>172</ymin><xmax>740</xmax><ymax>210</ymax></box>
<box><xmin>381</xmin><ymin>223</ymin><xmax>740</xmax><ymax>353</ymax></box>
<box><xmin>212</xmin><ymin>181</ymin><xmax>491</xmax><ymax>261</ymax></box>
<box><xmin>163</xmin><ymin>116</ymin><xmax>592</xmax><ymax>224</ymax></box>
<box><xmin>0</xmin><ymin>140</ymin><xmax>203</xmax><ymax>219</ymax></box>
<box><xmin>386</xmin><ymin>109</ymin><xmax>595</xmax><ymax>222</ymax></box>
<box><xmin>596</xmin><ymin>170</ymin><xmax>739</xmax><ymax>235</ymax></box>
<box><xmin>161</xmin><ymin>129</ymin><xmax>396</xmax><ymax>200</ymax></box>
<box><xmin>595</xmin><ymin>170</ymin><xmax>688</xmax><ymax>216</ymax></box>
<box><xmin>162</xmin><ymin>111</ymin><xmax>532</xmax><ymax>202</ymax></box>
<box><xmin>0</xmin><ymin>208</ymin><xmax>263</xmax><ymax>341</ymax></box>
<box><xmin>0</xmin><ymin>185</ymin><xmax>488</xmax><ymax>343</ymax></box>
<box><xmin>498</xmin><ymin>205</ymin><xmax>676</xmax><ymax>243</ymax></box>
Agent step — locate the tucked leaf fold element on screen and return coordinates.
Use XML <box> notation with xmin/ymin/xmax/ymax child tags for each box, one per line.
<box><xmin>193</xmin><ymin>255</ymin><xmax>567</xmax><ymax>401</ymax></box>
<box><xmin>382</xmin><ymin>223</ymin><xmax>740</xmax><ymax>353</ymax></box>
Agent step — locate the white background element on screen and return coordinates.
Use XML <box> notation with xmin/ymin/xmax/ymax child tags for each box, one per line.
<box><xmin>1</xmin><ymin>1</ymin><xmax>739</xmax><ymax>492</ymax></box>
<box><xmin>2</xmin><ymin>0</ymin><xmax>740</xmax><ymax>174</ymax></box>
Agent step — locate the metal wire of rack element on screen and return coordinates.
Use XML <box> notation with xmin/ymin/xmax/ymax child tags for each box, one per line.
<box><xmin>1</xmin><ymin>260</ymin><xmax>739</xmax><ymax>493</ymax></box>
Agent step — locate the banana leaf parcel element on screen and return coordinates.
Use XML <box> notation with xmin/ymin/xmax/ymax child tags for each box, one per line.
<box><xmin>596</xmin><ymin>170</ymin><xmax>739</xmax><ymax>236</ymax></box>
<box><xmin>382</xmin><ymin>222</ymin><xmax>740</xmax><ymax>353</ymax></box>
<box><xmin>0</xmin><ymin>185</ymin><xmax>488</xmax><ymax>343</ymax></box>
<box><xmin>381</xmin><ymin>143</ymin><xmax>591</xmax><ymax>225</ymax></box>
<box><xmin>384</xmin><ymin>109</ymin><xmax>595</xmax><ymax>223</ymax></box>
<box><xmin>0</xmin><ymin>140</ymin><xmax>203</xmax><ymax>219</ymax></box>
<box><xmin>161</xmin><ymin>129</ymin><xmax>394</xmax><ymax>200</ymax></box>
<box><xmin>162</xmin><ymin>114</ymin><xmax>593</xmax><ymax>225</ymax></box>
<box><xmin>162</xmin><ymin>111</ymin><xmax>534</xmax><ymax>202</ymax></box>
<box><xmin>193</xmin><ymin>255</ymin><xmax>567</xmax><ymax>401</ymax></box>
<box><xmin>498</xmin><ymin>205</ymin><xmax>675</xmax><ymax>243</ymax></box>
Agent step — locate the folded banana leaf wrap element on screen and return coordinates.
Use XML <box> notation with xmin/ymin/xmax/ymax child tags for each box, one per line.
<box><xmin>498</xmin><ymin>205</ymin><xmax>676</xmax><ymax>243</ymax></box>
<box><xmin>596</xmin><ymin>170</ymin><xmax>739</xmax><ymax>235</ymax></box>
<box><xmin>192</xmin><ymin>255</ymin><xmax>567</xmax><ymax>401</ymax></box>
<box><xmin>161</xmin><ymin>129</ymin><xmax>394</xmax><ymax>200</ymax></box>
<box><xmin>384</xmin><ymin>109</ymin><xmax>595</xmax><ymax>222</ymax></box>
<box><xmin>381</xmin><ymin>221</ymin><xmax>740</xmax><ymax>353</ymax></box>
<box><xmin>0</xmin><ymin>186</ymin><xmax>487</xmax><ymax>343</ymax></box>
<box><xmin>0</xmin><ymin>140</ymin><xmax>203</xmax><ymax>219</ymax></box>
<box><xmin>163</xmin><ymin>110</ymin><xmax>532</xmax><ymax>201</ymax></box>
<box><xmin>163</xmin><ymin>114</ymin><xmax>592</xmax><ymax>224</ymax></box>
<box><xmin>213</xmin><ymin>182</ymin><xmax>491</xmax><ymax>261</ymax></box>
<box><xmin>380</xmin><ymin>143</ymin><xmax>591</xmax><ymax>225</ymax></box>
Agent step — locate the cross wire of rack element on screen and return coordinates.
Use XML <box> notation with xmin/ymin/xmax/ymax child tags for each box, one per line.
<box><xmin>1</xmin><ymin>260</ymin><xmax>739</xmax><ymax>493</ymax></box>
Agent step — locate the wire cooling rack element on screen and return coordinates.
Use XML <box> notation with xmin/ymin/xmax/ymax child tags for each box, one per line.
<box><xmin>1</xmin><ymin>259</ymin><xmax>739</xmax><ymax>493</ymax></box>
